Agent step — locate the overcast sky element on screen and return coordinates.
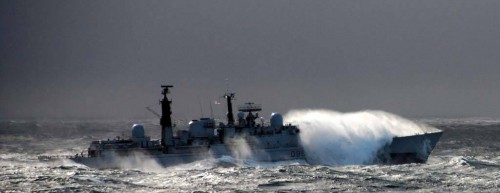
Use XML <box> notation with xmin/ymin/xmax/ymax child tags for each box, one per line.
<box><xmin>1</xmin><ymin>0</ymin><xmax>500</xmax><ymax>119</ymax></box>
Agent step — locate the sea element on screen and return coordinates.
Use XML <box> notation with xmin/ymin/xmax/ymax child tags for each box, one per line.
<box><xmin>1</xmin><ymin>110</ymin><xmax>499</xmax><ymax>192</ymax></box>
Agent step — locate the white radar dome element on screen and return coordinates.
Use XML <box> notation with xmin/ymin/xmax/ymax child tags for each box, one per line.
<box><xmin>270</xmin><ymin>113</ymin><xmax>283</xmax><ymax>128</ymax></box>
<box><xmin>131</xmin><ymin>124</ymin><xmax>145</xmax><ymax>139</ymax></box>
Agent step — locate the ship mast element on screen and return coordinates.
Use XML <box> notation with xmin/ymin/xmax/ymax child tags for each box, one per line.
<box><xmin>224</xmin><ymin>93</ymin><xmax>235</xmax><ymax>126</ymax></box>
<box><xmin>160</xmin><ymin>85</ymin><xmax>174</xmax><ymax>147</ymax></box>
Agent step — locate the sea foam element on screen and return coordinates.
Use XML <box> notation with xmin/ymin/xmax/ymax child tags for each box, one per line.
<box><xmin>284</xmin><ymin>109</ymin><xmax>436</xmax><ymax>165</ymax></box>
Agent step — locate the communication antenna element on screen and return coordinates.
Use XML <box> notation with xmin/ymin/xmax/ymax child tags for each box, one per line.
<box><xmin>225</xmin><ymin>78</ymin><xmax>230</xmax><ymax>93</ymax></box>
<box><xmin>145</xmin><ymin>106</ymin><xmax>161</xmax><ymax>118</ymax></box>
<box><xmin>209</xmin><ymin>97</ymin><xmax>214</xmax><ymax>119</ymax></box>
<box><xmin>198</xmin><ymin>96</ymin><xmax>204</xmax><ymax>118</ymax></box>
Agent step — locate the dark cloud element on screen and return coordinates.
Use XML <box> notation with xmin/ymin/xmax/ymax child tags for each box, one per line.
<box><xmin>1</xmin><ymin>0</ymin><xmax>500</xmax><ymax>119</ymax></box>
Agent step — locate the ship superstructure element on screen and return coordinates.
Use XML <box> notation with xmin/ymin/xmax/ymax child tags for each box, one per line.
<box><xmin>64</xmin><ymin>85</ymin><xmax>304</xmax><ymax>168</ymax></box>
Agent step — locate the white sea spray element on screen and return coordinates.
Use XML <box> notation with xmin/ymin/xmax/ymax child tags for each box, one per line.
<box><xmin>285</xmin><ymin>109</ymin><xmax>437</xmax><ymax>165</ymax></box>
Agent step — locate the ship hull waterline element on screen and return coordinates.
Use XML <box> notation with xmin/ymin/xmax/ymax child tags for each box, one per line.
<box><xmin>381</xmin><ymin>131</ymin><xmax>444</xmax><ymax>164</ymax></box>
<box><xmin>66</xmin><ymin>131</ymin><xmax>443</xmax><ymax>168</ymax></box>
<box><xmin>69</xmin><ymin>146</ymin><xmax>305</xmax><ymax>169</ymax></box>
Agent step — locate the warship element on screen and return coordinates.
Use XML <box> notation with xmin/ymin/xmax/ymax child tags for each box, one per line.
<box><xmin>39</xmin><ymin>85</ymin><xmax>443</xmax><ymax>168</ymax></box>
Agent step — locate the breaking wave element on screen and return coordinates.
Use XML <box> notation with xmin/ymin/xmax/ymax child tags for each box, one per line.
<box><xmin>284</xmin><ymin>109</ymin><xmax>438</xmax><ymax>165</ymax></box>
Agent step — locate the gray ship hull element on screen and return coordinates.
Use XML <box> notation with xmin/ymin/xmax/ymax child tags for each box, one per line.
<box><xmin>68</xmin><ymin>132</ymin><xmax>443</xmax><ymax>168</ymax></box>
<box><xmin>70</xmin><ymin>145</ymin><xmax>305</xmax><ymax>169</ymax></box>
<box><xmin>379</xmin><ymin>131</ymin><xmax>443</xmax><ymax>164</ymax></box>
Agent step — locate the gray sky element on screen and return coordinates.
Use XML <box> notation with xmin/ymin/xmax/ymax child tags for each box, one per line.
<box><xmin>1</xmin><ymin>0</ymin><xmax>500</xmax><ymax>119</ymax></box>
